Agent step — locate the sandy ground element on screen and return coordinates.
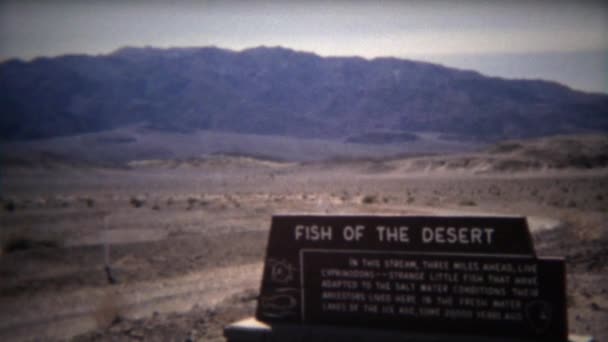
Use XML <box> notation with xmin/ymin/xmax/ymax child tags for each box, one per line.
<box><xmin>1</xmin><ymin>161</ymin><xmax>607</xmax><ymax>341</ymax></box>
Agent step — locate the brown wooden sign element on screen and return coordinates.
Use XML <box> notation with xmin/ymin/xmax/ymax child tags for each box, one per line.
<box><xmin>256</xmin><ymin>215</ymin><xmax>567</xmax><ymax>341</ymax></box>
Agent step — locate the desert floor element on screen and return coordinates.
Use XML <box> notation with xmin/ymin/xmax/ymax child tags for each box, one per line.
<box><xmin>1</xmin><ymin>160</ymin><xmax>607</xmax><ymax>341</ymax></box>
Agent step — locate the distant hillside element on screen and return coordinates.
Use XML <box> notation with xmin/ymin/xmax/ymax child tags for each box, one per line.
<box><xmin>1</xmin><ymin>46</ymin><xmax>607</xmax><ymax>141</ymax></box>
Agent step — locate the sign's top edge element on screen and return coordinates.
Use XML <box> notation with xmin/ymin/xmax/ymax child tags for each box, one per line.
<box><xmin>272</xmin><ymin>213</ymin><xmax>526</xmax><ymax>219</ymax></box>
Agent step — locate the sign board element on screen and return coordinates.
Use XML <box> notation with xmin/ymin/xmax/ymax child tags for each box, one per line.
<box><xmin>256</xmin><ymin>215</ymin><xmax>567</xmax><ymax>341</ymax></box>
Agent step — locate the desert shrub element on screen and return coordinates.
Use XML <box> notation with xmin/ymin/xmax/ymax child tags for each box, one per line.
<box><xmin>130</xmin><ymin>197</ymin><xmax>145</xmax><ymax>208</ymax></box>
<box><xmin>2</xmin><ymin>236</ymin><xmax>61</xmax><ymax>254</ymax></box>
<box><xmin>4</xmin><ymin>200</ymin><xmax>16</xmax><ymax>212</ymax></box>
<box><xmin>50</xmin><ymin>196</ymin><xmax>70</xmax><ymax>208</ymax></box>
<box><xmin>84</xmin><ymin>198</ymin><xmax>95</xmax><ymax>208</ymax></box>
<box><xmin>186</xmin><ymin>197</ymin><xmax>200</xmax><ymax>210</ymax></box>
<box><xmin>459</xmin><ymin>199</ymin><xmax>477</xmax><ymax>206</ymax></box>
<box><xmin>361</xmin><ymin>195</ymin><xmax>377</xmax><ymax>204</ymax></box>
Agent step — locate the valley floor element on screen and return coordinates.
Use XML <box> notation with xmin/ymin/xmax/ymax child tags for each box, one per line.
<box><xmin>1</xmin><ymin>162</ymin><xmax>607</xmax><ymax>341</ymax></box>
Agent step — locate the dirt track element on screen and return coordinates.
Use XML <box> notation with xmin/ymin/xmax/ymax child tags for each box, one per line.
<box><xmin>1</xmin><ymin>262</ymin><xmax>262</xmax><ymax>341</ymax></box>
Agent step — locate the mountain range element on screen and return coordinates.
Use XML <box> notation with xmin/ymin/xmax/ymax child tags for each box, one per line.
<box><xmin>1</xmin><ymin>46</ymin><xmax>607</xmax><ymax>142</ymax></box>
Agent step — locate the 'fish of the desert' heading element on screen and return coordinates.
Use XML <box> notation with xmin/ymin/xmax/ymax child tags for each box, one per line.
<box><xmin>294</xmin><ymin>224</ymin><xmax>495</xmax><ymax>245</ymax></box>
<box><xmin>268</xmin><ymin>215</ymin><xmax>535</xmax><ymax>256</ymax></box>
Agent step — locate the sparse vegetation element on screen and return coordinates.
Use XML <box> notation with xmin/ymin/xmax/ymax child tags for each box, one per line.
<box><xmin>1</xmin><ymin>136</ymin><xmax>608</xmax><ymax>341</ymax></box>
<box><xmin>130</xmin><ymin>197</ymin><xmax>145</xmax><ymax>208</ymax></box>
<box><xmin>2</xmin><ymin>235</ymin><xmax>61</xmax><ymax>254</ymax></box>
<box><xmin>4</xmin><ymin>200</ymin><xmax>16</xmax><ymax>212</ymax></box>
<box><xmin>84</xmin><ymin>198</ymin><xmax>95</xmax><ymax>208</ymax></box>
<box><xmin>186</xmin><ymin>197</ymin><xmax>199</xmax><ymax>210</ymax></box>
<box><xmin>361</xmin><ymin>195</ymin><xmax>378</xmax><ymax>204</ymax></box>
<box><xmin>459</xmin><ymin>199</ymin><xmax>477</xmax><ymax>206</ymax></box>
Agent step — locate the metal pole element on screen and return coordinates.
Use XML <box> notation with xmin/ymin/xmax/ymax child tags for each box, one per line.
<box><xmin>104</xmin><ymin>214</ymin><xmax>117</xmax><ymax>284</ymax></box>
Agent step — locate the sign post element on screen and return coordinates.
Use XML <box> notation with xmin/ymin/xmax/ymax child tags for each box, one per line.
<box><xmin>226</xmin><ymin>215</ymin><xmax>575</xmax><ymax>342</ymax></box>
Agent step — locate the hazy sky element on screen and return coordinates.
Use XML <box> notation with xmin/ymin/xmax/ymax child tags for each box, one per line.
<box><xmin>1</xmin><ymin>0</ymin><xmax>607</xmax><ymax>93</ymax></box>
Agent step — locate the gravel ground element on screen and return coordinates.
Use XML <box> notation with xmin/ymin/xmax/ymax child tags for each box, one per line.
<box><xmin>1</xmin><ymin>164</ymin><xmax>606</xmax><ymax>341</ymax></box>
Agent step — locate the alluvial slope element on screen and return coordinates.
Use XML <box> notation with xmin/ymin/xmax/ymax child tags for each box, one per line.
<box><xmin>391</xmin><ymin>134</ymin><xmax>608</xmax><ymax>173</ymax></box>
